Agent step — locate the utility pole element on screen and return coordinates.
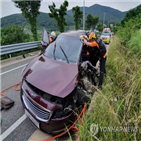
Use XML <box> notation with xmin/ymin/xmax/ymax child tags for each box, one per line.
<box><xmin>83</xmin><ymin>0</ymin><xmax>85</xmax><ymax>30</ymax></box>
<box><xmin>103</xmin><ymin>12</ymin><xmax>105</xmax><ymax>29</ymax></box>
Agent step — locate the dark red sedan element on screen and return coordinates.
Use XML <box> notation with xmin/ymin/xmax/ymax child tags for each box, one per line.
<box><xmin>21</xmin><ymin>30</ymin><xmax>99</xmax><ymax>134</ymax></box>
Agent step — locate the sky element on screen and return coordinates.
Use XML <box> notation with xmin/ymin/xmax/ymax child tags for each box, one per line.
<box><xmin>1</xmin><ymin>0</ymin><xmax>141</xmax><ymax>18</ymax></box>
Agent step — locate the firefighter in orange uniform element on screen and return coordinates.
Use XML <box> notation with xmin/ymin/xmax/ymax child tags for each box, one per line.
<box><xmin>50</xmin><ymin>31</ymin><xmax>56</xmax><ymax>43</ymax></box>
<box><xmin>80</xmin><ymin>32</ymin><xmax>107</xmax><ymax>89</ymax></box>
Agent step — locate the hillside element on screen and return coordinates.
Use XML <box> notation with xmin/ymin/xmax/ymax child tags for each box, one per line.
<box><xmin>1</xmin><ymin>12</ymin><xmax>74</xmax><ymax>31</ymax></box>
<box><xmin>67</xmin><ymin>4</ymin><xmax>126</xmax><ymax>23</ymax></box>
<box><xmin>1</xmin><ymin>4</ymin><xmax>126</xmax><ymax>30</ymax></box>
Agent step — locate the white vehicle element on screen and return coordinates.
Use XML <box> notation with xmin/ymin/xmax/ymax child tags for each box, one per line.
<box><xmin>100</xmin><ymin>32</ymin><xmax>111</xmax><ymax>44</ymax></box>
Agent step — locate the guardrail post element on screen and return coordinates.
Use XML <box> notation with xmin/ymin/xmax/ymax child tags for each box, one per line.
<box><xmin>9</xmin><ymin>54</ymin><xmax>11</xmax><ymax>58</ymax></box>
<box><xmin>23</xmin><ymin>54</ymin><xmax>26</xmax><ymax>58</ymax></box>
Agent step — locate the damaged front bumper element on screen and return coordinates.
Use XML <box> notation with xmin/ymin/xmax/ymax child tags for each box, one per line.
<box><xmin>20</xmin><ymin>80</ymin><xmax>79</xmax><ymax>134</ymax></box>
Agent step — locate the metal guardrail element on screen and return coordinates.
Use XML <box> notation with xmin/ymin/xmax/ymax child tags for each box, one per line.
<box><xmin>0</xmin><ymin>41</ymin><xmax>40</xmax><ymax>55</ymax></box>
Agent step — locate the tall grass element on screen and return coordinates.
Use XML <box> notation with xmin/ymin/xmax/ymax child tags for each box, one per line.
<box><xmin>79</xmin><ymin>36</ymin><xmax>141</xmax><ymax>141</ymax></box>
<box><xmin>128</xmin><ymin>29</ymin><xmax>141</xmax><ymax>58</ymax></box>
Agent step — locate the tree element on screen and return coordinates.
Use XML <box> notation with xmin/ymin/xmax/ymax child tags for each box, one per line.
<box><xmin>72</xmin><ymin>6</ymin><xmax>83</xmax><ymax>30</ymax></box>
<box><xmin>1</xmin><ymin>25</ymin><xmax>30</xmax><ymax>45</ymax></box>
<box><xmin>86</xmin><ymin>14</ymin><xmax>99</xmax><ymax>30</ymax></box>
<box><xmin>12</xmin><ymin>0</ymin><xmax>41</xmax><ymax>41</ymax></box>
<box><xmin>121</xmin><ymin>4</ymin><xmax>141</xmax><ymax>26</ymax></box>
<box><xmin>48</xmin><ymin>0</ymin><xmax>68</xmax><ymax>32</ymax></box>
<box><xmin>97</xmin><ymin>23</ymin><xmax>103</xmax><ymax>32</ymax></box>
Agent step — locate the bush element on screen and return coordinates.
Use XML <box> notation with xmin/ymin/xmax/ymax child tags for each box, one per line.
<box><xmin>1</xmin><ymin>25</ymin><xmax>31</xmax><ymax>45</ymax></box>
<box><xmin>127</xmin><ymin>29</ymin><xmax>141</xmax><ymax>58</ymax></box>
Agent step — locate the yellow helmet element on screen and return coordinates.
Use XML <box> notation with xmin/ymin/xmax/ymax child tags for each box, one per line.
<box><xmin>89</xmin><ymin>32</ymin><xmax>96</xmax><ymax>40</ymax></box>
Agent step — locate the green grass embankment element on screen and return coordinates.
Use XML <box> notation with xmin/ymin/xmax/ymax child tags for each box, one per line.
<box><xmin>79</xmin><ymin>34</ymin><xmax>141</xmax><ymax>141</ymax></box>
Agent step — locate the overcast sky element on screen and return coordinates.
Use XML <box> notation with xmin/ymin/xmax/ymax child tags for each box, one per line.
<box><xmin>1</xmin><ymin>0</ymin><xmax>141</xmax><ymax>18</ymax></box>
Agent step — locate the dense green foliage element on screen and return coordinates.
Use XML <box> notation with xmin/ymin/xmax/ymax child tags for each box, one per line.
<box><xmin>48</xmin><ymin>0</ymin><xmax>69</xmax><ymax>32</ymax></box>
<box><xmin>1</xmin><ymin>25</ymin><xmax>37</xmax><ymax>60</ymax></box>
<box><xmin>1</xmin><ymin>25</ymin><xmax>30</xmax><ymax>45</ymax></box>
<box><xmin>121</xmin><ymin>4</ymin><xmax>141</xmax><ymax>26</ymax></box>
<box><xmin>96</xmin><ymin>23</ymin><xmax>103</xmax><ymax>32</ymax></box>
<box><xmin>1</xmin><ymin>14</ymin><xmax>28</xmax><ymax>28</ymax></box>
<box><xmin>128</xmin><ymin>30</ymin><xmax>141</xmax><ymax>58</ymax></box>
<box><xmin>85</xmin><ymin>14</ymin><xmax>99</xmax><ymax>30</ymax></box>
<box><xmin>72</xmin><ymin>6</ymin><xmax>83</xmax><ymax>30</ymax></box>
<box><xmin>12</xmin><ymin>0</ymin><xmax>41</xmax><ymax>41</ymax></box>
<box><xmin>116</xmin><ymin>4</ymin><xmax>141</xmax><ymax>45</ymax></box>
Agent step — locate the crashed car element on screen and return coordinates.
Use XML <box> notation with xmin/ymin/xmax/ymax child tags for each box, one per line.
<box><xmin>21</xmin><ymin>30</ymin><xmax>99</xmax><ymax>134</ymax></box>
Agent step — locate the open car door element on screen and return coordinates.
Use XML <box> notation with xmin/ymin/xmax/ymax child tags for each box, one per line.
<box><xmin>41</xmin><ymin>29</ymin><xmax>50</xmax><ymax>53</ymax></box>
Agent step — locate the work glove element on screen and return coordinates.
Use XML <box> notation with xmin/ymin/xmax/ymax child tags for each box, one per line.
<box><xmin>83</xmin><ymin>35</ymin><xmax>88</xmax><ymax>40</ymax></box>
<box><xmin>79</xmin><ymin>35</ymin><xmax>85</xmax><ymax>42</ymax></box>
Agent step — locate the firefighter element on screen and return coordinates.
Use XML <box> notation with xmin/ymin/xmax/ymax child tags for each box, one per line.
<box><xmin>80</xmin><ymin>32</ymin><xmax>107</xmax><ymax>89</ymax></box>
<box><xmin>50</xmin><ymin>31</ymin><xmax>56</xmax><ymax>43</ymax></box>
<box><xmin>82</xmin><ymin>45</ymin><xmax>90</xmax><ymax>61</ymax></box>
<box><xmin>80</xmin><ymin>35</ymin><xmax>90</xmax><ymax>61</ymax></box>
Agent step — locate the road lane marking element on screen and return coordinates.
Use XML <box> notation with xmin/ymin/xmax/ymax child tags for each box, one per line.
<box><xmin>27</xmin><ymin>129</ymin><xmax>56</xmax><ymax>141</ymax></box>
<box><xmin>0</xmin><ymin>64</ymin><xmax>27</xmax><ymax>75</ymax></box>
<box><xmin>0</xmin><ymin>114</ymin><xmax>27</xmax><ymax>141</ymax></box>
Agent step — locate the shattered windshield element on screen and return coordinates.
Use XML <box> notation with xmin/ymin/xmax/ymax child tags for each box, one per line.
<box><xmin>45</xmin><ymin>35</ymin><xmax>83</xmax><ymax>64</ymax></box>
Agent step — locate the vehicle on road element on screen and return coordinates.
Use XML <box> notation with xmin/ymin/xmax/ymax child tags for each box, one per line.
<box><xmin>100</xmin><ymin>31</ymin><xmax>111</xmax><ymax>44</ymax></box>
<box><xmin>20</xmin><ymin>30</ymin><xmax>99</xmax><ymax>134</ymax></box>
<box><xmin>103</xmin><ymin>28</ymin><xmax>111</xmax><ymax>33</ymax></box>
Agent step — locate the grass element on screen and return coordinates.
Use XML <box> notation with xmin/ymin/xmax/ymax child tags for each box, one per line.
<box><xmin>128</xmin><ymin>29</ymin><xmax>141</xmax><ymax>58</ymax></box>
<box><xmin>78</xmin><ymin>36</ymin><xmax>141</xmax><ymax>141</ymax></box>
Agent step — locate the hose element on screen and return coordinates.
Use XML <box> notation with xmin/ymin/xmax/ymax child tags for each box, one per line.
<box><xmin>0</xmin><ymin>82</ymin><xmax>87</xmax><ymax>141</ymax></box>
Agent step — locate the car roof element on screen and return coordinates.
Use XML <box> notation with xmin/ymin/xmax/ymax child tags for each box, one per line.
<box><xmin>60</xmin><ymin>30</ymin><xmax>87</xmax><ymax>37</ymax></box>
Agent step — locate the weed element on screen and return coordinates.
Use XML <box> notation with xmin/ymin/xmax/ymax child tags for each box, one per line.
<box><xmin>79</xmin><ymin>36</ymin><xmax>141</xmax><ymax>141</ymax></box>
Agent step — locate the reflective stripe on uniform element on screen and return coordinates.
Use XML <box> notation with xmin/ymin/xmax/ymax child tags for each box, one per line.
<box><xmin>86</xmin><ymin>51</ymin><xmax>89</xmax><ymax>55</ymax></box>
<box><xmin>103</xmin><ymin>53</ymin><xmax>107</xmax><ymax>58</ymax></box>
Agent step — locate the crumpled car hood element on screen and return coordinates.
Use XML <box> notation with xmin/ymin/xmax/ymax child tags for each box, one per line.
<box><xmin>23</xmin><ymin>55</ymin><xmax>78</xmax><ymax>98</ymax></box>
